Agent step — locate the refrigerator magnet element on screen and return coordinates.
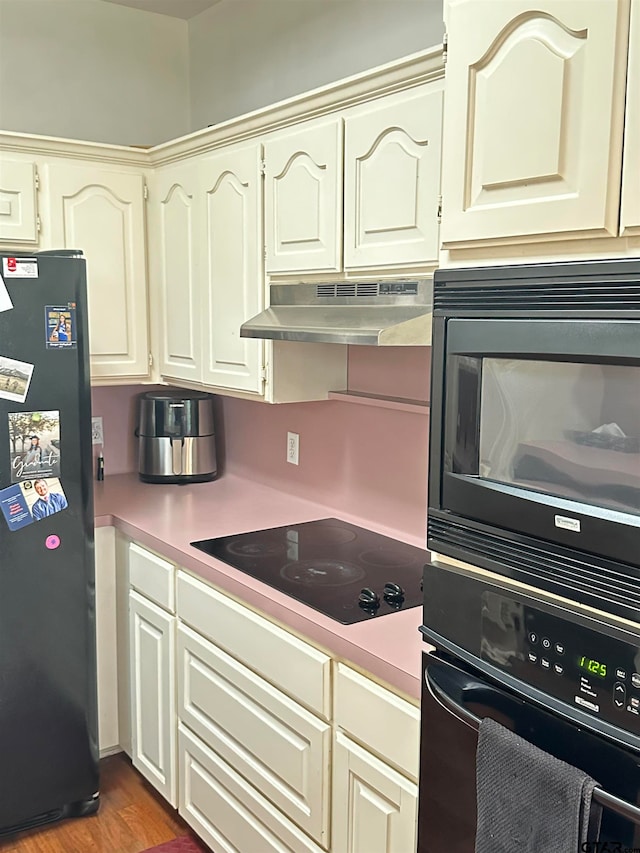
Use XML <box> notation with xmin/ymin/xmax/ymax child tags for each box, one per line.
<box><xmin>2</xmin><ymin>257</ymin><xmax>38</xmax><ymax>278</ymax></box>
<box><xmin>0</xmin><ymin>478</ymin><xmax>69</xmax><ymax>532</ymax></box>
<box><xmin>0</xmin><ymin>356</ymin><xmax>34</xmax><ymax>403</ymax></box>
<box><xmin>0</xmin><ymin>483</ymin><xmax>34</xmax><ymax>531</ymax></box>
<box><xmin>8</xmin><ymin>410</ymin><xmax>61</xmax><ymax>483</ymax></box>
<box><xmin>22</xmin><ymin>478</ymin><xmax>68</xmax><ymax>522</ymax></box>
<box><xmin>45</xmin><ymin>304</ymin><xmax>77</xmax><ymax>350</ymax></box>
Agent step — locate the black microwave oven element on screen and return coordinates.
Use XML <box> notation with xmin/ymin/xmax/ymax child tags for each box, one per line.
<box><xmin>427</xmin><ymin>259</ymin><xmax>640</xmax><ymax>623</ymax></box>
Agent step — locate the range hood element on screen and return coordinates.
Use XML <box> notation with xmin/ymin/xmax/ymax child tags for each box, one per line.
<box><xmin>240</xmin><ymin>279</ymin><xmax>433</xmax><ymax>346</ymax></box>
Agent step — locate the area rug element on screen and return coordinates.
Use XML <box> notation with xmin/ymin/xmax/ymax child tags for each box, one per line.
<box><xmin>141</xmin><ymin>837</ymin><xmax>209</xmax><ymax>853</ymax></box>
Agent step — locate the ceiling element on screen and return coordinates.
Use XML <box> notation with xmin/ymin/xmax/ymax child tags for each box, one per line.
<box><xmin>100</xmin><ymin>0</ymin><xmax>222</xmax><ymax>19</ymax></box>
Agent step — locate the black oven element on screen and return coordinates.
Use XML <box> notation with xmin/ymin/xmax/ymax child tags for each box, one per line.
<box><xmin>418</xmin><ymin>564</ymin><xmax>640</xmax><ymax>853</ymax></box>
<box><xmin>428</xmin><ymin>260</ymin><xmax>640</xmax><ymax>623</ymax></box>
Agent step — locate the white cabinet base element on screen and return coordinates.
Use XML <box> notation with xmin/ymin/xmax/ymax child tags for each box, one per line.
<box><xmin>129</xmin><ymin>589</ymin><xmax>176</xmax><ymax>806</ymax></box>
<box><xmin>178</xmin><ymin>724</ymin><xmax>324</xmax><ymax>853</ymax></box>
<box><xmin>332</xmin><ymin>731</ymin><xmax>418</xmax><ymax>853</ymax></box>
<box><xmin>178</xmin><ymin>623</ymin><xmax>330</xmax><ymax>845</ymax></box>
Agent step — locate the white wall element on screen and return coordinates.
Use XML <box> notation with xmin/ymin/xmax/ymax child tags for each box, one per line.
<box><xmin>188</xmin><ymin>0</ymin><xmax>444</xmax><ymax>131</ymax></box>
<box><xmin>0</xmin><ymin>0</ymin><xmax>190</xmax><ymax>145</ymax></box>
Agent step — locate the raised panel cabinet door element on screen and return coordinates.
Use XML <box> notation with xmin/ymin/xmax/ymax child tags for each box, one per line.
<box><xmin>344</xmin><ymin>85</ymin><xmax>443</xmax><ymax>269</ymax></box>
<box><xmin>264</xmin><ymin>117</ymin><xmax>343</xmax><ymax>273</ymax></box>
<box><xmin>178</xmin><ymin>724</ymin><xmax>326</xmax><ymax>853</ymax></box>
<box><xmin>152</xmin><ymin>162</ymin><xmax>201</xmax><ymax>383</ymax></box>
<box><xmin>46</xmin><ymin>162</ymin><xmax>150</xmax><ymax>379</ymax></box>
<box><xmin>129</xmin><ymin>590</ymin><xmax>176</xmax><ymax>806</ymax></box>
<box><xmin>199</xmin><ymin>142</ymin><xmax>264</xmax><ymax>394</ymax></box>
<box><xmin>0</xmin><ymin>158</ymin><xmax>38</xmax><ymax>243</ymax></box>
<box><xmin>440</xmin><ymin>0</ymin><xmax>631</xmax><ymax>247</ymax></box>
<box><xmin>178</xmin><ymin>624</ymin><xmax>331</xmax><ymax>845</ymax></box>
<box><xmin>621</xmin><ymin>0</ymin><xmax>640</xmax><ymax>235</ymax></box>
<box><xmin>332</xmin><ymin>731</ymin><xmax>418</xmax><ymax>853</ymax></box>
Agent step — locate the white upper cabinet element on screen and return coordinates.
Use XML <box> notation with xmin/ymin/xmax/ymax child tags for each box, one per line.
<box><xmin>0</xmin><ymin>158</ymin><xmax>39</xmax><ymax>244</ymax></box>
<box><xmin>152</xmin><ymin>161</ymin><xmax>201</xmax><ymax>385</ymax></box>
<box><xmin>199</xmin><ymin>142</ymin><xmax>264</xmax><ymax>394</ymax></box>
<box><xmin>46</xmin><ymin>162</ymin><xmax>150</xmax><ymax>380</ymax></box>
<box><xmin>264</xmin><ymin>82</ymin><xmax>443</xmax><ymax>276</ymax></box>
<box><xmin>440</xmin><ymin>0</ymin><xmax>631</xmax><ymax>247</ymax></box>
<box><xmin>264</xmin><ymin>117</ymin><xmax>343</xmax><ymax>275</ymax></box>
<box><xmin>621</xmin><ymin>0</ymin><xmax>640</xmax><ymax>235</ymax></box>
<box><xmin>344</xmin><ymin>85</ymin><xmax>443</xmax><ymax>269</ymax></box>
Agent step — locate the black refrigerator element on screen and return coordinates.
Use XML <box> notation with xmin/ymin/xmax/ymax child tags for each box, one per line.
<box><xmin>0</xmin><ymin>250</ymin><xmax>99</xmax><ymax>835</ymax></box>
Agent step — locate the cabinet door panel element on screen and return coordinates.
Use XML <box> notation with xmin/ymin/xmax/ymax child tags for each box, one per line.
<box><xmin>440</xmin><ymin>0</ymin><xmax>630</xmax><ymax>246</ymax></box>
<box><xmin>332</xmin><ymin>731</ymin><xmax>418</xmax><ymax>853</ymax></box>
<box><xmin>335</xmin><ymin>663</ymin><xmax>420</xmax><ymax>781</ymax></box>
<box><xmin>177</xmin><ymin>571</ymin><xmax>331</xmax><ymax>718</ymax></box>
<box><xmin>178</xmin><ymin>624</ymin><xmax>330</xmax><ymax>845</ymax></box>
<box><xmin>178</xmin><ymin>725</ymin><xmax>325</xmax><ymax>853</ymax></box>
<box><xmin>153</xmin><ymin>163</ymin><xmax>201</xmax><ymax>383</ymax></box>
<box><xmin>265</xmin><ymin>117</ymin><xmax>343</xmax><ymax>273</ymax></box>
<box><xmin>621</xmin><ymin>0</ymin><xmax>640</xmax><ymax>235</ymax></box>
<box><xmin>0</xmin><ymin>159</ymin><xmax>38</xmax><ymax>243</ymax></box>
<box><xmin>344</xmin><ymin>86</ymin><xmax>443</xmax><ymax>269</ymax></box>
<box><xmin>46</xmin><ymin>163</ymin><xmax>149</xmax><ymax>379</ymax></box>
<box><xmin>200</xmin><ymin>143</ymin><xmax>264</xmax><ymax>393</ymax></box>
<box><xmin>129</xmin><ymin>590</ymin><xmax>176</xmax><ymax>806</ymax></box>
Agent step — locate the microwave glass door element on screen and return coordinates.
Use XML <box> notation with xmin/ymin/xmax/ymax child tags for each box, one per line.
<box><xmin>476</xmin><ymin>358</ymin><xmax>640</xmax><ymax>517</ymax></box>
<box><xmin>437</xmin><ymin>318</ymin><xmax>640</xmax><ymax>571</ymax></box>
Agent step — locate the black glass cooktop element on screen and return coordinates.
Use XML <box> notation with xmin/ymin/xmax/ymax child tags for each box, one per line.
<box><xmin>191</xmin><ymin>517</ymin><xmax>430</xmax><ymax>624</ymax></box>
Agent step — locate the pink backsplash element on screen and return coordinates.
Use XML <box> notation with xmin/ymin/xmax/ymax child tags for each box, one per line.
<box><xmin>91</xmin><ymin>347</ymin><xmax>431</xmax><ymax>540</ymax></box>
<box><xmin>347</xmin><ymin>346</ymin><xmax>431</xmax><ymax>401</ymax></box>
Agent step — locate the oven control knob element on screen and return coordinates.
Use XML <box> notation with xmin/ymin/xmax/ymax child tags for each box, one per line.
<box><xmin>383</xmin><ymin>582</ymin><xmax>405</xmax><ymax>605</ymax></box>
<box><xmin>359</xmin><ymin>588</ymin><xmax>380</xmax><ymax>610</ymax></box>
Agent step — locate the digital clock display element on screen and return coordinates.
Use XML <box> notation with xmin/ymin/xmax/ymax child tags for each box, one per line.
<box><xmin>578</xmin><ymin>656</ymin><xmax>607</xmax><ymax>678</ymax></box>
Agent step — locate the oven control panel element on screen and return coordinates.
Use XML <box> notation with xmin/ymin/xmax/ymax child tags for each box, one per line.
<box><xmin>480</xmin><ymin>591</ymin><xmax>640</xmax><ymax>735</ymax></box>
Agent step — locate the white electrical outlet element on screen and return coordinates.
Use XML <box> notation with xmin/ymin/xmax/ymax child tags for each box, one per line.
<box><xmin>91</xmin><ymin>416</ymin><xmax>104</xmax><ymax>446</ymax></box>
<box><xmin>287</xmin><ymin>431</ymin><xmax>299</xmax><ymax>465</ymax></box>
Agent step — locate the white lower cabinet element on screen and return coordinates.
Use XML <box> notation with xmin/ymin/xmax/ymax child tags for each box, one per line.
<box><xmin>129</xmin><ymin>588</ymin><xmax>177</xmax><ymax>806</ymax></box>
<box><xmin>126</xmin><ymin>539</ymin><xmax>179</xmax><ymax>805</ymax></box>
<box><xmin>176</xmin><ymin>570</ymin><xmax>331</xmax><ymax>849</ymax></box>
<box><xmin>119</xmin><ymin>551</ymin><xmax>419</xmax><ymax>853</ymax></box>
<box><xmin>178</xmin><ymin>724</ymin><xmax>325</xmax><ymax>853</ymax></box>
<box><xmin>333</xmin><ymin>663</ymin><xmax>420</xmax><ymax>853</ymax></box>
<box><xmin>332</xmin><ymin>731</ymin><xmax>418</xmax><ymax>853</ymax></box>
<box><xmin>177</xmin><ymin>623</ymin><xmax>331</xmax><ymax>844</ymax></box>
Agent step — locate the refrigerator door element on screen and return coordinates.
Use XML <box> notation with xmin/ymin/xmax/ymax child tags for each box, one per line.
<box><xmin>0</xmin><ymin>251</ymin><xmax>99</xmax><ymax>833</ymax></box>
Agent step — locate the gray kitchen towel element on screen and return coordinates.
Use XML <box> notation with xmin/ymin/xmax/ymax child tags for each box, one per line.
<box><xmin>475</xmin><ymin>718</ymin><xmax>602</xmax><ymax>853</ymax></box>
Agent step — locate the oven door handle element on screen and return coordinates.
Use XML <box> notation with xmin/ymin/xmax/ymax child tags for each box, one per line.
<box><xmin>426</xmin><ymin>662</ymin><xmax>640</xmax><ymax>827</ymax></box>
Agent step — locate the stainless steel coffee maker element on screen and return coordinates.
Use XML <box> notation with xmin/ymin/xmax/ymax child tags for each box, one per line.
<box><xmin>136</xmin><ymin>390</ymin><xmax>217</xmax><ymax>484</ymax></box>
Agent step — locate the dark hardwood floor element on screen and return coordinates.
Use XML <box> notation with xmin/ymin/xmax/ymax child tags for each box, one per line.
<box><xmin>0</xmin><ymin>753</ymin><xmax>197</xmax><ymax>853</ymax></box>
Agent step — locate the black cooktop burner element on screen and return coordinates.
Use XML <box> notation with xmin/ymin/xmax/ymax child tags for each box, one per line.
<box><xmin>191</xmin><ymin>517</ymin><xmax>430</xmax><ymax>624</ymax></box>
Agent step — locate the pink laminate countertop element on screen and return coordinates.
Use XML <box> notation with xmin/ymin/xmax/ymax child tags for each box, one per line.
<box><xmin>95</xmin><ymin>473</ymin><xmax>427</xmax><ymax>701</ymax></box>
